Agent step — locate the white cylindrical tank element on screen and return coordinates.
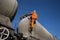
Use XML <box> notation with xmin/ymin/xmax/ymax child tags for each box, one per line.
<box><xmin>0</xmin><ymin>0</ymin><xmax>18</xmax><ymax>21</ymax></box>
<box><xmin>18</xmin><ymin>16</ymin><xmax>55</xmax><ymax>40</ymax></box>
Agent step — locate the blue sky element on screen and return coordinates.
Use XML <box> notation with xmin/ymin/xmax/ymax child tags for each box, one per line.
<box><xmin>12</xmin><ymin>0</ymin><xmax>60</xmax><ymax>40</ymax></box>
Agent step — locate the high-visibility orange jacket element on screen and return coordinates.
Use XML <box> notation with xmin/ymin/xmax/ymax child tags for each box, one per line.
<box><xmin>31</xmin><ymin>11</ymin><xmax>37</xmax><ymax>29</ymax></box>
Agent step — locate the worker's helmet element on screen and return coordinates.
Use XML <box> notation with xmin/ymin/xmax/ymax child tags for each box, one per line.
<box><xmin>0</xmin><ymin>0</ymin><xmax>18</xmax><ymax>21</ymax></box>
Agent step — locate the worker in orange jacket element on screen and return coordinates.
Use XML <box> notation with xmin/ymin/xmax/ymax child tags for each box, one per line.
<box><xmin>30</xmin><ymin>10</ymin><xmax>37</xmax><ymax>33</ymax></box>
